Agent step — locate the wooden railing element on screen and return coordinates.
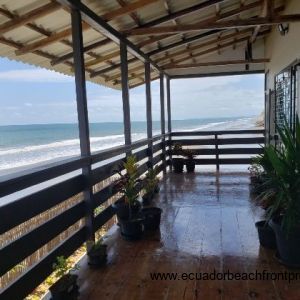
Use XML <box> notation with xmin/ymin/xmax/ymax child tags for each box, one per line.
<box><xmin>170</xmin><ymin>129</ymin><xmax>265</xmax><ymax>169</ymax></box>
<box><xmin>0</xmin><ymin>134</ymin><xmax>167</xmax><ymax>300</ymax></box>
<box><xmin>0</xmin><ymin>129</ymin><xmax>264</xmax><ymax>299</ymax></box>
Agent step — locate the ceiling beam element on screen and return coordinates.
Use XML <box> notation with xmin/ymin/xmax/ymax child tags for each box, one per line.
<box><xmin>15</xmin><ymin>23</ymin><xmax>90</xmax><ymax>55</ymax></box>
<box><xmin>90</xmin><ymin>0</ymin><xmax>268</xmax><ymax>78</ymax></box>
<box><xmin>101</xmin><ymin>0</ymin><xmax>159</xmax><ymax>21</ymax></box>
<box><xmin>250</xmin><ymin>0</ymin><xmax>273</xmax><ymax>43</ymax></box>
<box><xmin>14</xmin><ymin>0</ymin><xmax>158</xmax><ymax>57</ymax></box>
<box><xmin>50</xmin><ymin>0</ymin><xmax>229</xmax><ymax>67</ymax></box>
<box><xmin>161</xmin><ymin>33</ymin><xmax>268</xmax><ymax>69</ymax></box>
<box><xmin>57</xmin><ymin>0</ymin><xmax>162</xmax><ymax>72</ymax></box>
<box><xmin>116</xmin><ymin>0</ymin><xmax>141</xmax><ymax>25</ymax></box>
<box><xmin>165</xmin><ymin>58</ymin><xmax>270</xmax><ymax>69</ymax></box>
<box><xmin>156</xmin><ymin>28</ymin><xmax>256</xmax><ymax>63</ymax></box>
<box><xmin>0</xmin><ymin>2</ymin><xmax>61</xmax><ymax>35</ymax></box>
<box><xmin>126</xmin><ymin>15</ymin><xmax>300</xmax><ymax>35</ymax></box>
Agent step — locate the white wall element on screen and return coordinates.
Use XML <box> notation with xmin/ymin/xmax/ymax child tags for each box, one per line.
<box><xmin>265</xmin><ymin>0</ymin><xmax>300</xmax><ymax>137</ymax></box>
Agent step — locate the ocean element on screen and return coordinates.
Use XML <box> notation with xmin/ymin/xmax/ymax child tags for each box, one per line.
<box><xmin>0</xmin><ymin>117</ymin><xmax>257</xmax><ymax>173</ymax></box>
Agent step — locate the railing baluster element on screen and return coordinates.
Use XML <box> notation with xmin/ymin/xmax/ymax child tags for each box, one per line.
<box><xmin>215</xmin><ymin>134</ymin><xmax>220</xmax><ymax>171</ymax></box>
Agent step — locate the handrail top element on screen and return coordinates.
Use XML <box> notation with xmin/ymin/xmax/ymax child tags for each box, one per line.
<box><xmin>172</xmin><ymin>129</ymin><xmax>265</xmax><ymax>136</ymax></box>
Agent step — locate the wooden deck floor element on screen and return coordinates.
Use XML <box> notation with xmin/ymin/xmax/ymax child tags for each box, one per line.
<box><xmin>76</xmin><ymin>171</ymin><xmax>300</xmax><ymax>300</ymax></box>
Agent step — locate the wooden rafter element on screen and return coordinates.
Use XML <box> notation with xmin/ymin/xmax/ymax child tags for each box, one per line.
<box><xmin>126</xmin><ymin>15</ymin><xmax>300</xmax><ymax>35</ymax></box>
<box><xmin>0</xmin><ymin>2</ymin><xmax>61</xmax><ymax>35</ymax></box>
<box><xmin>116</xmin><ymin>0</ymin><xmax>141</xmax><ymax>25</ymax></box>
<box><xmin>102</xmin><ymin>0</ymin><xmax>159</xmax><ymax>21</ymax></box>
<box><xmin>15</xmin><ymin>23</ymin><xmax>90</xmax><ymax>56</ymax></box>
<box><xmin>13</xmin><ymin>0</ymin><xmax>158</xmax><ymax>56</ymax></box>
<box><xmin>91</xmin><ymin>0</ymin><xmax>267</xmax><ymax>78</ymax></box>
<box><xmin>165</xmin><ymin>58</ymin><xmax>270</xmax><ymax>70</ymax></box>
<box><xmin>51</xmin><ymin>0</ymin><xmax>228</xmax><ymax>66</ymax></box>
<box><xmin>161</xmin><ymin>33</ymin><xmax>268</xmax><ymax>69</ymax></box>
<box><xmin>250</xmin><ymin>0</ymin><xmax>273</xmax><ymax>43</ymax></box>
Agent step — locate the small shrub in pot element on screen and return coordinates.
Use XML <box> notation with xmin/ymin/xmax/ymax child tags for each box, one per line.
<box><xmin>142</xmin><ymin>166</ymin><xmax>159</xmax><ymax>205</ymax></box>
<box><xmin>87</xmin><ymin>239</ymin><xmax>107</xmax><ymax>267</ymax></box>
<box><xmin>171</xmin><ymin>143</ymin><xmax>184</xmax><ymax>173</ymax></box>
<box><xmin>183</xmin><ymin>149</ymin><xmax>196</xmax><ymax>173</ymax></box>
<box><xmin>49</xmin><ymin>256</ymin><xmax>79</xmax><ymax>300</ymax></box>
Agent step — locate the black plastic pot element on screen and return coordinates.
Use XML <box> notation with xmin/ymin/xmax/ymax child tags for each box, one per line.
<box><xmin>255</xmin><ymin>220</ymin><xmax>277</xmax><ymax>249</ymax></box>
<box><xmin>154</xmin><ymin>185</ymin><xmax>160</xmax><ymax>193</ymax></box>
<box><xmin>142</xmin><ymin>192</ymin><xmax>154</xmax><ymax>205</ymax></box>
<box><xmin>172</xmin><ymin>158</ymin><xmax>184</xmax><ymax>173</ymax></box>
<box><xmin>142</xmin><ymin>207</ymin><xmax>162</xmax><ymax>231</ymax></box>
<box><xmin>186</xmin><ymin>159</ymin><xmax>195</xmax><ymax>173</ymax></box>
<box><xmin>87</xmin><ymin>245</ymin><xmax>107</xmax><ymax>267</ymax></box>
<box><xmin>270</xmin><ymin>217</ymin><xmax>300</xmax><ymax>268</ymax></box>
<box><xmin>119</xmin><ymin>217</ymin><xmax>145</xmax><ymax>241</ymax></box>
<box><xmin>112</xmin><ymin>199</ymin><xmax>141</xmax><ymax>220</ymax></box>
<box><xmin>49</xmin><ymin>274</ymin><xmax>79</xmax><ymax>300</ymax></box>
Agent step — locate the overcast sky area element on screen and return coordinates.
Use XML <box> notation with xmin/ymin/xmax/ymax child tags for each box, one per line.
<box><xmin>0</xmin><ymin>57</ymin><xmax>264</xmax><ymax>126</ymax></box>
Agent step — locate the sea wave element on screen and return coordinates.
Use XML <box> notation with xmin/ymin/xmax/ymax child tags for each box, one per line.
<box><xmin>0</xmin><ymin>118</ymin><xmax>257</xmax><ymax>171</ymax></box>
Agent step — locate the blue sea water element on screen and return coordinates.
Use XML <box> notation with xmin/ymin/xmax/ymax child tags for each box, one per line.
<box><xmin>0</xmin><ymin>117</ymin><xmax>255</xmax><ymax>172</ymax></box>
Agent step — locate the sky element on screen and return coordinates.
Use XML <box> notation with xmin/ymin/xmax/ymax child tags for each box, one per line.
<box><xmin>0</xmin><ymin>57</ymin><xmax>264</xmax><ymax>125</ymax></box>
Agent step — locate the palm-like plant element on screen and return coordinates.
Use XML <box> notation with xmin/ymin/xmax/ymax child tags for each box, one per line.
<box><xmin>259</xmin><ymin>117</ymin><xmax>300</xmax><ymax>234</ymax></box>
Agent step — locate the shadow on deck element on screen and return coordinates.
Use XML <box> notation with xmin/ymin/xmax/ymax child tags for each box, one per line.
<box><xmin>76</xmin><ymin>171</ymin><xmax>300</xmax><ymax>300</ymax></box>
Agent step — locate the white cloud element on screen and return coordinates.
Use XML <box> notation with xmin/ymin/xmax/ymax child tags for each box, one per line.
<box><xmin>0</xmin><ymin>69</ymin><xmax>73</xmax><ymax>83</ymax></box>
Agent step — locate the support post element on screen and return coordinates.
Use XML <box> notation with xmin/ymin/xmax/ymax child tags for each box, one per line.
<box><xmin>215</xmin><ymin>134</ymin><xmax>220</xmax><ymax>171</ymax></box>
<box><xmin>160</xmin><ymin>73</ymin><xmax>166</xmax><ymax>173</ymax></box>
<box><xmin>71</xmin><ymin>8</ymin><xmax>94</xmax><ymax>243</ymax></box>
<box><xmin>145</xmin><ymin>61</ymin><xmax>153</xmax><ymax>168</ymax></box>
<box><xmin>166</xmin><ymin>76</ymin><xmax>172</xmax><ymax>169</ymax></box>
<box><xmin>120</xmin><ymin>42</ymin><xmax>132</xmax><ymax>156</ymax></box>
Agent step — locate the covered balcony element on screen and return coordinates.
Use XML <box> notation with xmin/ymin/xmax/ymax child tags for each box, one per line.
<box><xmin>0</xmin><ymin>0</ymin><xmax>300</xmax><ymax>299</ymax></box>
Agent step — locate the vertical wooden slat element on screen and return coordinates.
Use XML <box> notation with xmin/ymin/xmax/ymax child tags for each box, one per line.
<box><xmin>71</xmin><ymin>8</ymin><xmax>94</xmax><ymax>242</ymax></box>
<box><xmin>160</xmin><ymin>72</ymin><xmax>166</xmax><ymax>172</ymax></box>
<box><xmin>145</xmin><ymin>61</ymin><xmax>153</xmax><ymax>167</ymax></box>
<box><xmin>215</xmin><ymin>134</ymin><xmax>220</xmax><ymax>171</ymax></box>
<box><xmin>120</xmin><ymin>42</ymin><xmax>132</xmax><ymax>155</ymax></box>
<box><xmin>166</xmin><ymin>76</ymin><xmax>172</xmax><ymax>167</ymax></box>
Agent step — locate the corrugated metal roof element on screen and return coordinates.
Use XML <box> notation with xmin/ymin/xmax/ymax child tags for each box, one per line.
<box><xmin>0</xmin><ymin>0</ymin><xmax>286</xmax><ymax>89</ymax></box>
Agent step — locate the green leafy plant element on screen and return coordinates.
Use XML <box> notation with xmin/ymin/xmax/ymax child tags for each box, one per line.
<box><xmin>172</xmin><ymin>143</ymin><xmax>183</xmax><ymax>155</ymax></box>
<box><xmin>86</xmin><ymin>238</ymin><xmax>106</xmax><ymax>253</ymax></box>
<box><xmin>183</xmin><ymin>148</ymin><xmax>196</xmax><ymax>160</ymax></box>
<box><xmin>144</xmin><ymin>166</ymin><xmax>159</xmax><ymax>195</ymax></box>
<box><xmin>114</xmin><ymin>155</ymin><xmax>141</xmax><ymax>209</ymax></box>
<box><xmin>52</xmin><ymin>256</ymin><xmax>79</xmax><ymax>279</ymax></box>
<box><xmin>257</xmin><ymin>117</ymin><xmax>300</xmax><ymax>234</ymax></box>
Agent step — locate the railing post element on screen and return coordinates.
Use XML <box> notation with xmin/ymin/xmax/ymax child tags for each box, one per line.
<box><xmin>145</xmin><ymin>61</ymin><xmax>153</xmax><ymax>168</ymax></box>
<box><xmin>215</xmin><ymin>134</ymin><xmax>220</xmax><ymax>171</ymax></box>
<box><xmin>120</xmin><ymin>42</ymin><xmax>132</xmax><ymax>156</ymax></box>
<box><xmin>71</xmin><ymin>7</ymin><xmax>95</xmax><ymax>243</ymax></box>
<box><xmin>166</xmin><ymin>76</ymin><xmax>172</xmax><ymax>169</ymax></box>
<box><xmin>160</xmin><ymin>73</ymin><xmax>166</xmax><ymax>173</ymax></box>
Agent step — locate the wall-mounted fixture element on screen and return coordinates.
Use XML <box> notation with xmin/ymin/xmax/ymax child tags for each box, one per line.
<box><xmin>278</xmin><ymin>23</ymin><xmax>289</xmax><ymax>36</ymax></box>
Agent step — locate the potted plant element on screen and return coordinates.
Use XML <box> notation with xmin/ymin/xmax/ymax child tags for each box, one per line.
<box><xmin>183</xmin><ymin>149</ymin><xmax>196</xmax><ymax>172</ymax></box>
<box><xmin>142</xmin><ymin>207</ymin><xmax>162</xmax><ymax>231</ymax></box>
<box><xmin>265</xmin><ymin>118</ymin><xmax>300</xmax><ymax>267</ymax></box>
<box><xmin>142</xmin><ymin>166</ymin><xmax>160</xmax><ymax>205</ymax></box>
<box><xmin>49</xmin><ymin>256</ymin><xmax>79</xmax><ymax>300</ymax></box>
<box><xmin>171</xmin><ymin>143</ymin><xmax>184</xmax><ymax>173</ymax></box>
<box><xmin>252</xmin><ymin>148</ymin><xmax>278</xmax><ymax>249</ymax></box>
<box><xmin>113</xmin><ymin>155</ymin><xmax>144</xmax><ymax>240</ymax></box>
<box><xmin>86</xmin><ymin>238</ymin><xmax>107</xmax><ymax>267</ymax></box>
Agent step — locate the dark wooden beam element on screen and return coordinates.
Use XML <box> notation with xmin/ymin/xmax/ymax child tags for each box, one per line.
<box><xmin>102</xmin><ymin>0</ymin><xmax>159</xmax><ymax>21</ymax></box>
<box><xmin>90</xmin><ymin>0</ymin><xmax>267</xmax><ymax>78</ymax></box>
<box><xmin>57</xmin><ymin>0</ymin><xmax>162</xmax><ymax>72</ymax></box>
<box><xmin>166</xmin><ymin>77</ymin><xmax>171</xmax><ymax>134</ymax></box>
<box><xmin>169</xmin><ymin>70</ymin><xmax>265</xmax><ymax>79</ymax></box>
<box><xmin>165</xmin><ymin>58</ymin><xmax>270</xmax><ymax>69</ymax></box>
<box><xmin>160</xmin><ymin>73</ymin><xmax>166</xmax><ymax>172</ymax></box>
<box><xmin>145</xmin><ymin>62</ymin><xmax>153</xmax><ymax>167</ymax></box>
<box><xmin>0</xmin><ymin>2</ymin><xmax>61</xmax><ymax>35</ymax></box>
<box><xmin>126</xmin><ymin>15</ymin><xmax>300</xmax><ymax>35</ymax></box>
<box><xmin>71</xmin><ymin>8</ymin><xmax>95</xmax><ymax>242</ymax></box>
<box><xmin>120</xmin><ymin>42</ymin><xmax>132</xmax><ymax>151</ymax></box>
<box><xmin>51</xmin><ymin>38</ymin><xmax>112</xmax><ymax>66</ymax></box>
<box><xmin>15</xmin><ymin>22</ymin><xmax>90</xmax><ymax>55</ymax></box>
